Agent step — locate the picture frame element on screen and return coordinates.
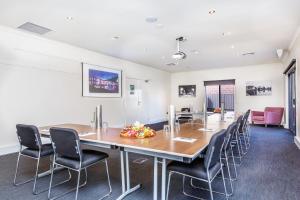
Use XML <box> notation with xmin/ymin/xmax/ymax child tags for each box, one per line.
<box><xmin>246</xmin><ymin>81</ymin><xmax>272</xmax><ymax>96</ymax></box>
<box><xmin>178</xmin><ymin>85</ymin><xmax>196</xmax><ymax>97</ymax></box>
<box><xmin>82</xmin><ymin>63</ymin><xmax>122</xmax><ymax>98</ymax></box>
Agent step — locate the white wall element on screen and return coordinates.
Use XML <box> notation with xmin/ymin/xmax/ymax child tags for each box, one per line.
<box><xmin>171</xmin><ymin>63</ymin><xmax>285</xmax><ymax>114</ymax></box>
<box><xmin>0</xmin><ymin>25</ymin><xmax>170</xmax><ymax>152</ymax></box>
<box><xmin>282</xmin><ymin>27</ymin><xmax>300</xmax><ymax>147</ymax></box>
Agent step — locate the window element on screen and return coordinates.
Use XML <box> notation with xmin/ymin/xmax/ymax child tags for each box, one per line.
<box><xmin>204</xmin><ymin>80</ymin><xmax>235</xmax><ymax>112</ymax></box>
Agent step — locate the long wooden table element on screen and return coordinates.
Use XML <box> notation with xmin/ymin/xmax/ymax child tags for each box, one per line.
<box><xmin>40</xmin><ymin>120</ymin><xmax>231</xmax><ymax>200</ymax></box>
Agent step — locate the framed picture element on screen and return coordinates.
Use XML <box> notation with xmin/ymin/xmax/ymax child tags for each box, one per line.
<box><xmin>246</xmin><ymin>81</ymin><xmax>272</xmax><ymax>96</ymax></box>
<box><xmin>179</xmin><ymin>85</ymin><xmax>196</xmax><ymax>97</ymax></box>
<box><xmin>82</xmin><ymin>63</ymin><xmax>122</xmax><ymax>98</ymax></box>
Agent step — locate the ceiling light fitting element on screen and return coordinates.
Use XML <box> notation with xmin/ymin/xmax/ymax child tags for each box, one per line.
<box><xmin>112</xmin><ymin>36</ymin><xmax>120</xmax><ymax>40</ymax></box>
<box><xmin>66</xmin><ymin>16</ymin><xmax>74</xmax><ymax>20</ymax></box>
<box><xmin>145</xmin><ymin>16</ymin><xmax>158</xmax><ymax>23</ymax></box>
<box><xmin>209</xmin><ymin>10</ymin><xmax>216</xmax><ymax>15</ymax></box>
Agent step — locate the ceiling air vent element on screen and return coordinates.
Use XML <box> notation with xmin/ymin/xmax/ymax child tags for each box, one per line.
<box><xmin>166</xmin><ymin>63</ymin><xmax>177</xmax><ymax>66</ymax></box>
<box><xmin>242</xmin><ymin>52</ymin><xmax>255</xmax><ymax>56</ymax></box>
<box><xmin>18</xmin><ymin>22</ymin><xmax>52</xmax><ymax>35</ymax></box>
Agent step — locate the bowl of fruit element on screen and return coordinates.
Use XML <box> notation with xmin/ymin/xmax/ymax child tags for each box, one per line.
<box><xmin>120</xmin><ymin>121</ymin><xmax>156</xmax><ymax>139</ymax></box>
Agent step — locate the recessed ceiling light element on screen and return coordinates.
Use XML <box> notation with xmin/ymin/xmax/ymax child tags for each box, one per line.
<box><xmin>191</xmin><ymin>50</ymin><xmax>200</xmax><ymax>54</ymax></box>
<box><xmin>231</xmin><ymin>45</ymin><xmax>235</xmax><ymax>49</ymax></box>
<box><xmin>145</xmin><ymin>16</ymin><xmax>158</xmax><ymax>23</ymax></box>
<box><xmin>112</xmin><ymin>36</ymin><xmax>120</xmax><ymax>40</ymax></box>
<box><xmin>208</xmin><ymin>10</ymin><xmax>216</xmax><ymax>15</ymax></box>
<box><xmin>66</xmin><ymin>16</ymin><xmax>74</xmax><ymax>20</ymax></box>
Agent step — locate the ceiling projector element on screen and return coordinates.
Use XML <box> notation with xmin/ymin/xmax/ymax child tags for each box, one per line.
<box><xmin>172</xmin><ymin>51</ymin><xmax>187</xmax><ymax>60</ymax></box>
<box><xmin>172</xmin><ymin>36</ymin><xmax>187</xmax><ymax>60</ymax></box>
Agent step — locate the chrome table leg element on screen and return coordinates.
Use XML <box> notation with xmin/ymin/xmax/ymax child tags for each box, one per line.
<box><xmin>153</xmin><ymin>157</ymin><xmax>158</xmax><ymax>200</ymax></box>
<box><xmin>116</xmin><ymin>151</ymin><xmax>141</xmax><ymax>200</ymax></box>
<box><xmin>161</xmin><ymin>158</ymin><xmax>167</xmax><ymax>200</ymax></box>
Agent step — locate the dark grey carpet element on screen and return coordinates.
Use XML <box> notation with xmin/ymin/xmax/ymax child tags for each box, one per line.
<box><xmin>1</xmin><ymin>126</ymin><xmax>300</xmax><ymax>200</ymax></box>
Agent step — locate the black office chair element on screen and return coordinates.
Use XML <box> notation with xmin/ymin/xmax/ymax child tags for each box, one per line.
<box><xmin>166</xmin><ymin>130</ymin><xmax>228</xmax><ymax>200</ymax></box>
<box><xmin>231</xmin><ymin>115</ymin><xmax>244</xmax><ymax>164</ymax></box>
<box><xmin>14</xmin><ymin>124</ymin><xmax>71</xmax><ymax>195</ymax></box>
<box><xmin>239</xmin><ymin>110</ymin><xmax>251</xmax><ymax>149</ymax></box>
<box><xmin>236</xmin><ymin>111</ymin><xmax>250</xmax><ymax>155</ymax></box>
<box><xmin>218</xmin><ymin>123</ymin><xmax>238</xmax><ymax>196</ymax></box>
<box><xmin>223</xmin><ymin>123</ymin><xmax>238</xmax><ymax>181</ymax></box>
<box><xmin>48</xmin><ymin>127</ymin><xmax>112</xmax><ymax>200</ymax></box>
<box><xmin>190</xmin><ymin>124</ymin><xmax>237</xmax><ymax>197</ymax></box>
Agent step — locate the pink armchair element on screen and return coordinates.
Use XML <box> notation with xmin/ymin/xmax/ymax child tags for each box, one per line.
<box><xmin>251</xmin><ymin>107</ymin><xmax>284</xmax><ymax>127</ymax></box>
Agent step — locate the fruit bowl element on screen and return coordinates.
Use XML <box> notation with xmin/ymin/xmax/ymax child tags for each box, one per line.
<box><xmin>120</xmin><ymin>121</ymin><xmax>156</xmax><ymax>139</ymax></box>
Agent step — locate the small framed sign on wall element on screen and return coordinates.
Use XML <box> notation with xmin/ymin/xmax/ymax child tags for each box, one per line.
<box><xmin>82</xmin><ymin>63</ymin><xmax>122</xmax><ymax>98</ymax></box>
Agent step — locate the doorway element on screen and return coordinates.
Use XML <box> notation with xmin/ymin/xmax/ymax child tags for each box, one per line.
<box><xmin>124</xmin><ymin>77</ymin><xmax>149</xmax><ymax>125</ymax></box>
<box><xmin>287</xmin><ymin>61</ymin><xmax>296</xmax><ymax>135</ymax></box>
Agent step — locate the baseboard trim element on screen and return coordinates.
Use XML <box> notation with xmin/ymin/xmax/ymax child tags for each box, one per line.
<box><xmin>0</xmin><ymin>144</ymin><xmax>19</xmax><ymax>156</ymax></box>
<box><xmin>148</xmin><ymin>117</ymin><xmax>168</xmax><ymax>124</ymax></box>
<box><xmin>294</xmin><ymin>137</ymin><xmax>300</xmax><ymax>149</ymax></box>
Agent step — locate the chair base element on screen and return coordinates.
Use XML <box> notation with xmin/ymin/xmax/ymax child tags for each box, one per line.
<box><xmin>13</xmin><ymin>152</ymin><xmax>71</xmax><ymax>195</ymax></box>
<box><xmin>48</xmin><ymin>159</ymin><xmax>112</xmax><ymax>200</ymax></box>
<box><xmin>189</xmin><ymin>178</ymin><xmax>229</xmax><ymax>197</ymax></box>
<box><xmin>167</xmin><ymin>166</ymin><xmax>229</xmax><ymax>200</ymax></box>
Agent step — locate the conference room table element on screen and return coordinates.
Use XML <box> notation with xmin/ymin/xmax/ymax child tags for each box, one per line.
<box><xmin>39</xmin><ymin>120</ymin><xmax>232</xmax><ymax>200</ymax></box>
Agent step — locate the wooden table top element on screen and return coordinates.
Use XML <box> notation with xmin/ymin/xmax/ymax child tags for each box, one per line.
<box><xmin>39</xmin><ymin>120</ymin><xmax>232</xmax><ymax>159</ymax></box>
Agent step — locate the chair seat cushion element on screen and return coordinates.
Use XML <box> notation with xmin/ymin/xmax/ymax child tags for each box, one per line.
<box><xmin>21</xmin><ymin>143</ymin><xmax>54</xmax><ymax>158</ymax></box>
<box><xmin>56</xmin><ymin>150</ymin><xmax>108</xmax><ymax>170</ymax></box>
<box><xmin>167</xmin><ymin>158</ymin><xmax>221</xmax><ymax>180</ymax></box>
<box><xmin>252</xmin><ymin>116</ymin><xmax>264</xmax><ymax>121</ymax></box>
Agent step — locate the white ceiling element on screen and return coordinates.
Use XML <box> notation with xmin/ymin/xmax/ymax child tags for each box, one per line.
<box><xmin>0</xmin><ymin>0</ymin><xmax>299</xmax><ymax>72</ymax></box>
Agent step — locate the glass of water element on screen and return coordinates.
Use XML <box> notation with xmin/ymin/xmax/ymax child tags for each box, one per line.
<box><xmin>102</xmin><ymin>122</ymin><xmax>109</xmax><ymax>133</ymax></box>
<box><xmin>163</xmin><ymin>125</ymin><xmax>170</xmax><ymax>133</ymax></box>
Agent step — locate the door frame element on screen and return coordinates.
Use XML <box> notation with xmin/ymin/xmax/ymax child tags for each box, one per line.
<box><xmin>284</xmin><ymin>59</ymin><xmax>297</xmax><ymax>135</ymax></box>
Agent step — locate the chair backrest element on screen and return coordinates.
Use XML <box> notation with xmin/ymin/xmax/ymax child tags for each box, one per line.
<box><xmin>239</xmin><ymin>110</ymin><xmax>250</xmax><ymax>133</ymax></box>
<box><xmin>265</xmin><ymin>107</ymin><xmax>284</xmax><ymax>114</ymax></box>
<box><xmin>16</xmin><ymin>124</ymin><xmax>42</xmax><ymax>150</ymax></box>
<box><xmin>223</xmin><ymin>122</ymin><xmax>237</xmax><ymax>150</ymax></box>
<box><xmin>236</xmin><ymin>115</ymin><xmax>244</xmax><ymax>133</ymax></box>
<box><xmin>181</xmin><ymin>107</ymin><xmax>190</xmax><ymax>112</ymax></box>
<box><xmin>204</xmin><ymin>129</ymin><xmax>226</xmax><ymax>169</ymax></box>
<box><xmin>50</xmin><ymin>127</ymin><xmax>82</xmax><ymax>160</ymax></box>
<box><xmin>245</xmin><ymin>110</ymin><xmax>251</xmax><ymax>121</ymax></box>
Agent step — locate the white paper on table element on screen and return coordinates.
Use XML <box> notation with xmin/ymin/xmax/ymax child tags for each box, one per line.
<box><xmin>79</xmin><ymin>132</ymin><xmax>96</xmax><ymax>136</ymax></box>
<box><xmin>173</xmin><ymin>137</ymin><xmax>197</xmax><ymax>143</ymax></box>
<box><xmin>198</xmin><ymin>128</ymin><xmax>215</xmax><ymax>132</ymax></box>
<box><xmin>40</xmin><ymin>129</ymin><xmax>50</xmax><ymax>132</ymax></box>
